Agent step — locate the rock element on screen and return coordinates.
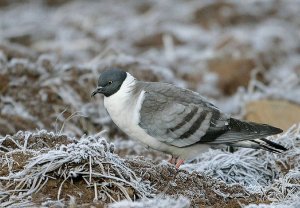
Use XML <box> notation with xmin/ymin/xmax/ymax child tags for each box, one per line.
<box><xmin>208</xmin><ymin>56</ymin><xmax>256</xmax><ymax>95</ymax></box>
<box><xmin>0</xmin><ymin>42</ymin><xmax>37</xmax><ymax>60</ymax></box>
<box><xmin>7</xmin><ymin>33</ymin><xmax>32</xmax><ymax>47</ymax></box>
<box><xmin>193</xmin><ymin>2</ymin><xmax>270</xmax><ymax>29</ymax></box>
<box><xmin>135</xmin><ymin>2</ymin><xmax>152</xmax><ymax>14</ymax></box>
<box><xmin>44</xmin><ymin>0</ymin><xmax>71</xmax><ymax>6</ymax></box>
<box><xmin>134</xmin><ymin>32</ymin><xmax>184</xmax><ymax>49</ymax></box>
<box><xmin>194</xmin><ymin>2</ymin><xmax>236</xmax><ymax>29</ymax></box>
<box><xmin>0</xmin><ymin>115</ymin><xmax>38</xmax><ymax>136</ymax></box>
<box><xmin>0</xmin><ymin>0</ymin><xmax>9</xmax><ymax>7</ymax></box>
<box><xmin>0</xmin><ymin>74</ymin><xmax>9</xmax><ymax>94</ymax></box>
<box><xmin>245</xmin><ymin>100</ymin><xmax>300</xmax><ymax>131</ymax></box>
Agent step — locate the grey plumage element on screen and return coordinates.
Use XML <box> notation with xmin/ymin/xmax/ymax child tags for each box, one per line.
<box><xmin>137</xmin><ymin>81</ymin><xmax>285</xmax><ymax>151</ymax></box>
<box><xmin>92</xmin><ymin>69</ymin><xmax>287</xmax><ymax>167</ymax></box>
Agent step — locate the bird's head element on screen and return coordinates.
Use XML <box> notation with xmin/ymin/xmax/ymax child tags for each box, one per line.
<box><xmin>91</xmin><ymin>68</ymin><xmax>127</xmax><ymax>97</ymax></box>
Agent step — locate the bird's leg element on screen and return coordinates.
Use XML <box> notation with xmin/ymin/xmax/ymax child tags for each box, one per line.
<box><xmin>175</xmin><ymin>159</ymin><xmax>185</xmax><ymax>169</ymax></box>
<box><xmin>168</xmin><ymin>155</ymin><xmax>178</xmax><ymax>164</ymax></box>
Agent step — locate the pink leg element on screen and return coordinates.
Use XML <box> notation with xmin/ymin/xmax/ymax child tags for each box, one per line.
<box><xmin>175</xmin><ymin>159</ymin><xmax>185</xmax><ymax>169</ymax></box>
<box><xmin>168</xmin><ymin>155</ymin><xmax>178</xmax><ymax>164</ymax></box>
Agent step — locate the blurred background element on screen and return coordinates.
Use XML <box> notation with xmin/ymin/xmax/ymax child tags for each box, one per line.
<box><xmin>0</xmin><ymin>0</ymin><xmax>300</xmax><ymax>145</ymax></box>
<box><xmin>1</xmin><ymin>1</ymin><xmax>300</xmax><ymax>206</ymax></box>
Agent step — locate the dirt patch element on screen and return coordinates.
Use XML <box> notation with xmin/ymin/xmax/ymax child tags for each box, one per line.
<box><xmin>0</xmin><ymin>42</ymin><xmax>37</xmax><ymax>61</ymax></box>
<box><xmin>0</xmin><ymin>115</ymin><xmax>38</xmax><ymax>136</ymax></box>
<box><xmin>0</xmin><ymin>58</ymin><xmax>99</xmax><ymax>136</ymax></box>
<box><xmin>193</xmin><ymin>1</ymin><xmax>274</xmax><ymax>29</ymax></box>
<box><xmin>11</xmin><ymin>151</ymin><xmax>34</xmax><ymax>172</ymax></box>
<box><xmin>1</xmin><ymin>132</ymin><xmax>73</xmax><ymax>151</ymax></box>
<box><xmin>0</xmin><ymin>74</ymin><xmax>9</xmax><ymax>94</ymax></box>
<box><xmin>245</xmin><ymin>99</ymin><xmax>300</xmax><ymax>131</ymax></box>
<box><xmin>1</xmin><ymin>127</ymin><xmax>300</xmax><ymax>207</ymax></box>
<box><xmin>208</xmin><ymin>56</ymin><xmax>256</xmax><ymax>95</ymax></box>
<box><xmin>0</xmin><ymin>132</ymin><xmax>153</xmax><ymax>207</ymax></box>
<box><xmin>32</xmin><ymin>175</ymin><xmax>108</xmax><ymax>207</ymax></box>
<box><xmin>1</xmin><ymin>0</ymin><xmax>300</xmax><ymax>207</ymax></box>
<box><xmin>0</xmin><ymin>132</ymin><xmax>268</xmax><ymax>207</ymax></box>
<box><xmin>134</xmin><ymin>32</ymin><xmax>184</xmax><ymax>49</ymax></box>
<box><xmin>126</xmin><ymin>158</ymin><xmax>264</xmax><ymax>207</ymax></box>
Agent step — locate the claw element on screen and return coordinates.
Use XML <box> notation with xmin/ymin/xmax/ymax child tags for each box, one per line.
<box><xmin>175</xmin><ymin>159</ymin><xmax>185</xmax><ymax>169</ymax></box>
<box><xmin>168</xmin><ymin>155</ymin><xmax>178</xmax><ymax>165</ymax></box>
<box><xmin>168</xmin><ymin>155</ymin><xmax>184</xmax><ymax>168</ymax></box>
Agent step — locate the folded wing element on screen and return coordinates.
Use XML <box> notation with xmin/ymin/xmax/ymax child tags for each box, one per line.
<box><xmin>138</xmin><ymin>82</ymin><xmax>283</xmax><ymax>148</ymax></box>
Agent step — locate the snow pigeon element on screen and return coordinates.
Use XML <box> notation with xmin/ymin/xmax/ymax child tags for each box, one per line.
<box><xmin>91</xmin><ymin>68</ymin><xmax>287</xmax><ymax>168</ymax></box>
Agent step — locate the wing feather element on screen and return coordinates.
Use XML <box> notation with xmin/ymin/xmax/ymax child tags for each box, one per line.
<box><xmin>137</xmin><ymin>82</ymin><xmax>283</xmax><ymax>148</ymax></box>
<box><xmin>138</xmin><ymin>82</ymin><xmax>230</xmax><ymax>147</ymax></box>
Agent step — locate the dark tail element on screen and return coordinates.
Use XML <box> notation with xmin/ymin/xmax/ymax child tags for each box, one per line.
<box><xmin>251</xmin><ymin>138</ymin><xmax>288</xmax><ymax>153</ymax></box>
<box><xmin>229</xmin><ymin>138</ymin><xmax>288</xmax><ymax>153</ymax></box>
<box><xmin>229</xmin><ymin>118</ymin><xmax>283</xmax><ymax>136</ymax></box>
<box><xmin>226</xmin><ymin>119</ymin><xmax>287</xmax><ymax>153</ymax></box>
<box><xmin>210</xmin><ymin>118</ymin><xmax>284</xmax><ymax>144</ymax></box>
<box><xmin>238</xmin><ymin>119</ymin><xmax>287</xmax><ymax>153</ymax></box>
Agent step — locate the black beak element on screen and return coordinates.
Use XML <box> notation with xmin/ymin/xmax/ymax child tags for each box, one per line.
<box><xmin>91</xmin><ymin>87</ymin><xmax>103</xmax><ymax>97</ymax></box>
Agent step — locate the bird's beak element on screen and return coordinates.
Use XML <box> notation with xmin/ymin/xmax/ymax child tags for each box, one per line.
<box><xmin>91</xmin><ymin>86</ymin><xmax>103</xmax><ymax>97</ymax></box>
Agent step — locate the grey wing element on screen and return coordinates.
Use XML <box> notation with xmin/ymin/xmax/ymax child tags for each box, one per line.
<box><xmin>138</xmin><ymin>82</ymin><xmax>283</xmax><ymax>148</ymax></box>
<box><xmin>138</xmin><ymin>89</ymin><xmax>230</xmax><ymax>147</ymax></box>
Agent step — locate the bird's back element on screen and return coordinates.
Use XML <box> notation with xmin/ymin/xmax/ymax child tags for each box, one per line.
<box><xmin>136</xmin><ymin>81</ymin><xmax>286</xmax><ymax>152</ymax></box>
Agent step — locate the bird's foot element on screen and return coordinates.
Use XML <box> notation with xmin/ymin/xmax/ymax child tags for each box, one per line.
<box><xmin>168</xmin><ymin>155</ymin><xmax>185</xmax><ymax>168</ymax></box>
<box><xmin>175</xmin><ymin>159</ymin><xmax>185</xmax><ymax>169</ymax></box>
<box><xmin>168</xmin><ymin>155</ymin><xmax>178</xmax><ymax>164</ymax></box>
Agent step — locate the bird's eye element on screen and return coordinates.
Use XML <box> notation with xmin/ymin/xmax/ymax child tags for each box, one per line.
<box><xmin>108</xmin><ymin>81</ymin><xmax>113</xmax><ymax>85</ymax></box>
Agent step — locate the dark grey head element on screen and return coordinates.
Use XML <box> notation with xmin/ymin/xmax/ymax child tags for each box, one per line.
<box><xmin>91</xmin><ymin>68</ymin><xmax>127</xmax><ymax>97</ymax></box>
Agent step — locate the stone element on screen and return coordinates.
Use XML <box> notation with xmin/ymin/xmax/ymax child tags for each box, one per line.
<box><xmin>208</xmin><ymin>56</ymin><xmax>256</xmax><ymax>95</ymax></box>
<box><xmin>245</xmin><ymin>99</ymin><xmax>300</xmax><ymax>131</ymax></box>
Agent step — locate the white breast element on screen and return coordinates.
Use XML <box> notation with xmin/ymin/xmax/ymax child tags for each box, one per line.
<box><xmin>104</xmin><ymin>73</ymin><xmax>137</xmax><ymax>132</ymax></box>
<box><xmin>103</xmin><ymin>73</ymin><xmax>164</xmax><ymax>150</ymax></box>
<box><xmin>103</xmin><ymin>73</ymin><xmax>210</xmax><ymax>161</ymax></box>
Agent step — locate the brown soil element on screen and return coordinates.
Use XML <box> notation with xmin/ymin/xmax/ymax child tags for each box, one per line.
<box><xmin>32</xmin><ymin>178</ymin><xmax>105</xmax><ymax>207</ymax></box>
<box><xmin>0</xmin><ymin>115</ymin><xmax>38</xmax><ymax>136</ymax></box>
<box><xmin>11</xmin><ymin>151</ymin><xmax>34</xmax><ymax>172</ymax></box>
<box><xmin>245</xmin><ymin>99</ymin><xmax>300</xmax><ymax>131</ymax></box>
<box><xmin>127</xmin><ymin>158</ymin><xmax>265</xmax><ymax>208</ymax></box>
<box><xmin>1</xmin><ymin>0</ymin><xmax>299</xmax><ymax>207</ymax></box>
<box><xmin>1</xmin><ymin>133</ymin><xmax>72</xmax><ymax>151</ymax></box>
<box><xmin>134</xmin><ymin>32</ymin><xmax>184</xmax><ymax>49</ymax></box>
<box><xmin>0</xmin><ymin>132</ymin><xmax>269</xmax><ymax>207</ymax></box>
<box><xmin>193</xmin><ymin>1</ymin><xmax>274</xmax><ymax>29</ymax></box>
<box><xmin>0</xmin><ymin>74</ymin><xmax>9</xmax><ymax>94</ymax></box>
<box><xmin>208</xmin><ymin>56</ymin><xmax>256</xmax><ymax>95</ymax></box>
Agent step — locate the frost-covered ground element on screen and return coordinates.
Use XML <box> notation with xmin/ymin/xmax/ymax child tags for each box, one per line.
<box><xmin>1</xmin><ymin>0</ymin><xmax>300</xmax><ymax>207</ymax></box>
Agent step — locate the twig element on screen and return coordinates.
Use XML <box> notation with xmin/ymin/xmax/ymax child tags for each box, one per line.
<box><xmin>57</xmin><ymin>176</ymin><xmax>70</xmax><ymax>200</ymax></box>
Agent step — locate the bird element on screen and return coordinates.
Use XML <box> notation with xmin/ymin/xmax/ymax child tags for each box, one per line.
<box><xmin>91</xmin><ymin>68</ymin><xmax>287</xmax><ymax>168</ymax></box>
